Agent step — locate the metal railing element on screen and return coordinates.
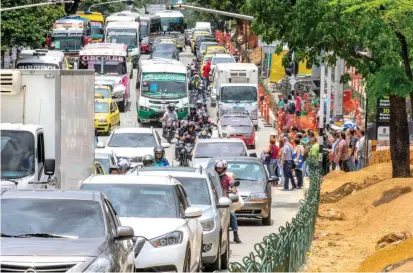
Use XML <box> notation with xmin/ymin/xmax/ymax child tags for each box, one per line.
<box><xmin>229</xmin><ymin>157</ymin><xmax>323</xmax><ymax>272</ymax></box>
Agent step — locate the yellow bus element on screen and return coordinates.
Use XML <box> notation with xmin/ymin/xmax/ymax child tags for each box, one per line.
<box><xmin>76</xmin><ymin>11</ymin><xmax>105</xmax><ymax>43</ymax></box>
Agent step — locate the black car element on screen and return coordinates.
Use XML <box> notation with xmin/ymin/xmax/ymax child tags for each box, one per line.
<box><xmin>206</xmin><ymin>156</ymin><xmax>277</xmax><ymax>225</ymax></box>
<box><xmin>194</xmin><ymin>35</ymin><xmax>217</xmax><ymax>55</ymax></box>
<box><xmin>0</xmin><ymin>190</ymin><xmax>135</xmax><ymax>272</ymax></box>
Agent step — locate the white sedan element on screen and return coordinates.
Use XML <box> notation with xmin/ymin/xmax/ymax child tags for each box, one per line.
<box><xmin>79</xmin><ymin>175</ymin><xmax>204</xmax><ymax>272</ymax></box>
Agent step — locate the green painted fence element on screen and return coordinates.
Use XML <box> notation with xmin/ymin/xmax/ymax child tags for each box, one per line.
<box><xmin>229</xmin><ymin>158</ymin><xmax>322</xmax><ymax>272</ymax></box>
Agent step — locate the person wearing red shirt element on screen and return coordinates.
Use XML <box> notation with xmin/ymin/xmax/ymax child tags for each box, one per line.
<box><xmin>202</xmin><ymin>60</ymin><xmax>211</xmax><ymax>88</ymax></box>
<box><xmin>295</xmin><ymin>94</ymin><xmax>302</xmax><ymax>116</ymax></box>
<box><xmin>268</xmin><ymin>134</ymin><xmax>279</xmax><ymax>179</ymax></box>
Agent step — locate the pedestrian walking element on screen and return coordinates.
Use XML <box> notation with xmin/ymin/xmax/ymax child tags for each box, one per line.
<box><xmin>348</xmin><ymin>129</ymin><xmax>358</xmax><ymax>171</ymax></box>
<box><xmin>277</xmin><ymin>138</ymin><xmax>285</xmax><ymax>186</ymax></box>
<box><xmin>280</xmin><ymin>136</ymin><xmax>297</xmax><ymax>191</ymax></box>
<box><xmin>335</xmin><ymin>131</ymin><xmax>350</xmax><ymax>172</ymax></box>
<box><xmin>293</xmin><ymin>138</ymin><xmax>304</xmax><ymax>189</ymax></box>
<box><xmin>268</xmin><ymin>135</ymin><xmax>279</xmax><ymax>180</ymax></box>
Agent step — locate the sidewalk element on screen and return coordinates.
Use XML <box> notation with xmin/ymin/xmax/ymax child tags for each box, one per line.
<box><xmin>230</xmin><ymin>186</ymin><xmax>304</xmax><ymax>263</ymax></box>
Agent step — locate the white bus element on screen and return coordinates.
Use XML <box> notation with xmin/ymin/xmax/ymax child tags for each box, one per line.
<box><xmin>16</xmin><ymin>49</ymin><xmax>70</xmax><ymax>70</ymax></box>
<box><xmin>105</xmin><ymin>21</ymin><xmax>140</xmax><ymax>68</ymax></box>
<box><xmin>137</xmin><ymin>59</ymin><xmax>189</xmax><ymax>124</ymax></box>
<box><xmin>155</xmin><ymin>10</ymin><xmax>187</xmax><ymax>50</ymax></box>
<box><xmin>105</xmin><ymin>12</ymin><xmax>140</xmax><ymax>29</ymax></box>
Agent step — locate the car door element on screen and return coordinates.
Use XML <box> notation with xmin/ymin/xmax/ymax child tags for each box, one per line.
<box><xmin>106</xmin><ymin>199</ymin><xmax>134</xmax><ymax>272</ymax></box>
<box><xmin>176</xmin><ymin>185</ymin><xmax>199</xmax><ymax>270</ymax></box>
<box><xmin>111</xmin><ymin>102</ymin><xmax>120</xmax><ymax>126</ymax></box>
<box><xmin>209</xmin><ymin>172</ymin><xmax>230</xmax><ymax>233</ymax></box>
<box><xmin>102</xmin><ymin>199</ymin><xmax>122</xmax><ymax>272</ymax></box>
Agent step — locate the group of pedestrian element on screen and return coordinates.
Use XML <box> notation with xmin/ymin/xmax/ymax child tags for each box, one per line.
<box><xmin>260</xmin><ymin>128</ymin><xmax>320</xmax><ymax>191</ymax></box>
<box><xmin>330</xmin><ymin>128</ymin><xmax>369</xmax><ymax>172</ymax></box>
<box><xmin>278</xmin><ymin>94</ymin><xmax>303</xmax><ymax>116</ymax></box>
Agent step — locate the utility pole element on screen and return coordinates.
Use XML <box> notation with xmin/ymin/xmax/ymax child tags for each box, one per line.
<box><xmin>290</xmin><ymin>51</ymin><xmax>296</xmax><ymax>97</ymax></box>
<box><xmin>319</xmin><ymin>51</ymin><xmax>325</xmax><ymax>136</ymax></box>
<box><xmin>326</xmin><ymin>66</ymin><xmax>332</xmax><ymax>125</ymax></box>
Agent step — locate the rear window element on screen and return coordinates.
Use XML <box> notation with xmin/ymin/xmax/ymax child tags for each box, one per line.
<box><xmin>174</xmin><ymin>177</ymin><xmax>211</xmax><ymax>205</ymax></box>
<box><xmin>195</xmin><ymin>142</ymin><xmax>247</xmax><ymax>158</ymax></box>
<box><xmin>220</xmin><ymin>116</ymin><xmax>251</xmax><ymax>126</ymax></box>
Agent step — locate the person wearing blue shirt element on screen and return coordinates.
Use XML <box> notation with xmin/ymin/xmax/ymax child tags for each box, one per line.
<box><xmin>153</xmin><ymin>146</ymin><xmax>169</xmax><ymax>167</ymax></box>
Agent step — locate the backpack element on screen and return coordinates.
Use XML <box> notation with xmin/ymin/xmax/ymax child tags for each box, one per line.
<box><xmin>288</xmin><ymin>101</ymin><xmax>295</xmax><ymax>114</ymax></box>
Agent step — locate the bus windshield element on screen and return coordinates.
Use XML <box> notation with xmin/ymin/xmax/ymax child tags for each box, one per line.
<box><xmin>140</xmin><ymin>21</ymin><xmax>149</xmax><ymax>37</ymax></box>
<box><xmin>53</xmin><ymin>37</ymin><xmax>83</xmax><ymax>51</ymax></box>
<box><xmin>106</xmin><ymin>29</ymin><xmax>138</xmax><ymax>47</ymax></box>
<box><xmin>160</xmin><ymin>17</ymin><xmax>184</xmax><ymax>32</ymax></box>
<box><xmin>80</xmin><ymin>55</ymin><xmax>127</xmax><ymax>76</ymax></box>
<box><xmin>141</xmin><ymin>72</ymin><xmax>186</xmax><ymax>99</ymax></box>
<box><xmin>221</xmin><ymin>86</ymin><xmax>257</xmax><ymax>103</ymax></box>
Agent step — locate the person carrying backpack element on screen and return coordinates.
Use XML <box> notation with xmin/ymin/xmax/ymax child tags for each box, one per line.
<box><xmin>287</xmin><ymin>95</ymin><xmax>296</xmax><ymax>114</ymax></box>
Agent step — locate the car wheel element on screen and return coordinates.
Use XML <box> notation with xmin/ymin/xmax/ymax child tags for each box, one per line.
<box><xmin>262</xmin><ymin>205</ymin><xmax>272</xmax><ymax>226</ymax></box>
<box><xmin>183</xmin><ymin>245</ymin><xmax>191</xmax><ymax>272</ymax></box>
<box><xmin>205</xmin><ymin>234</ymin><xmax>221</xmax><ymax>272</ymax></box>
<box><xmin>221</xmin><ymin>230</ymin><xmax>230</xmax><ymax>270</ymax></box>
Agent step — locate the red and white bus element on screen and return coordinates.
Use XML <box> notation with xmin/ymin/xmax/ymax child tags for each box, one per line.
<box><xmin>139</xmin><ymin>14</ymin><xmax>161</xmax><ymax>53</ymax></box>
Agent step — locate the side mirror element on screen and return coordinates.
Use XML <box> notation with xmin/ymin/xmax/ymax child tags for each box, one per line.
<box><xmin>217</xmin><ymin>197</ymin><xmax>231</xmax><ymax>208</ymax></box>
<box><xmin>115</xmin><ymin>226</ymin><xmax>134</xmax><ymax>241</ymax></box>
<box><xmin>233</xmin><ymin>180</ymin><xmax>240</xmax><ymax>187</ymax></box>
<box><xmin>249</xmin><ymin>152</ymin><xmax>257</xmax><ymax>157</ymax></box>
<box><xmin>44</xmin><ymin>159</ymin><xmax>55</xmax><ymax>176</ymax></box>
<box><xmin>97</xmin><ymin>142</ymin><xmax>105</xmax><ymax>148</ymax></box>
<box><xmin>161</xmin><ymin>142</ymin><xmax>170</xmax><ymax>148</ymax></box>
<box><xmin>229</xmin><ymin>194</ymin><xmax>239</xmax><ymax>203</ymax></box>
<box><xmin>184</xmin><ymin>207</ymin><xmax>202</xmax><ymax>218</ymax></box>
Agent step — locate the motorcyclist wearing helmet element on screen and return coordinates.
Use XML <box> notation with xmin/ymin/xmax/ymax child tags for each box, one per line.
<box><xmin>175</xmin><ymin>120</ymin><xmax>188</xmax><ymax>160</ymax></box>
<box><xmin>198</xmin><ymin>81</ymin><xmax>206</xmax><ymax>104</ymax></box>
<box><xmin>153</xmin><ymin>146</ymin><xmax>170</xmax><ymax>167</ymax></box>
<box><xmin>191</xmin><ymin>74</ymin><xmax>201</xmax><ymax>90</ymax></box>
<box><xmin>187</xmin><ymin>105</ymin><xmax>200</xmax><ymax>122</ymax></box>
<box><xmin>117</xmin><ymin>158</ymin><xmax>131</xmax><ymax>174</ymax></box>
<box><xmin>195</xmin><ymin>100</ymin><xmax>205</xmax><ymax>116</ymax></box>
<box><xmin>161</xmin><ymin>103</ymin><xmax>178</xmax><ymax>136</ymax></box>
<box><xmin>198</xmin><ymin>113</ymin><xmax>214</xmax><ymax>134</ymax></box>
<box><xmin>142</xmin><ymin>154</ymin><xmax>155</xmax><ymax>167</ymax></box>
<box><xmin>214</xmin><ymin>159</ymin><xmax>242</xmax><ymax>243</ymax></box>
<box><xmin>181</xmin><ymin>121</ymin><xmax>198</xmax><ymax>145</ymax></box>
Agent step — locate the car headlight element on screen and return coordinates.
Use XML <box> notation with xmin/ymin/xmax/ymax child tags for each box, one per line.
<box><xmin>200</xmin><ymin>218</ymin><xmax>215</xmax><ymax>231</ymax></box>
<box><xmin>84</xmin><ymin>256</ymin><xmax>111</xmax><ymax>272</ymax></box>
<box><xmin>150</xmin><ymin>231</ymin><xmax>183</xmax><ymax>248</ymax></box>
<box><xmin>98</xmin><ymin>118</ymin><xmax>107</xmax><ymax>122</ymax></box>
<box><xmin>249</xmin><ymin>192</ymin><xmax>267</xmax><ymax>200</ymax></box>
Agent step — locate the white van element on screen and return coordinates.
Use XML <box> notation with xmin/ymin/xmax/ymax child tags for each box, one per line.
<box><xmin>195</xmin><ymin>22</ymin><xmax>212</xmax><ymax>34</ymax></box>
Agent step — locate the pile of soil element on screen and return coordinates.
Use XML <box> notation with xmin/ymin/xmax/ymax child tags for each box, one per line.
<box><xmin>304</xmin><ymin>172</ymin><xmax>413</xmax><ymax>272</ymax></box>
<box><xmin>320</xmin><ymin>163</ymin><xmax>393</xmax><ymax>203</ymax></box>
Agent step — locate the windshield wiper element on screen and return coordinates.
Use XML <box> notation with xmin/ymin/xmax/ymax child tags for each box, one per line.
<box><xmin>4</xmin><ymin>233</ymin><xmax>77</xmax><ymax>239</ymax></box>
<box><xmin>1</xmin><ymin>178</ymin><xmax>18</xmax><ymax>185</ymax></box>
<box><xmin>195</xmin><ymin>156</ymin><xmax>211</xmax><ymax>158</ymax></box>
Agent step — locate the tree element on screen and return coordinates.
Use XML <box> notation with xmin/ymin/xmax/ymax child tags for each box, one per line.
<box><xmin>1</xmin><ymin>0</ymin><xmax>65</xmax><ymax>52</ymax></box>
<box><xmin>244</xmin><ymin>0</ymin><xmax>413</xmax><ymax>177</ymax></box>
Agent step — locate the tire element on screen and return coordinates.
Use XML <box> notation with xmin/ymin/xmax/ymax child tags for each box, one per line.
<box><xmin>183</xmin><ymin>245</ymin><xmax>191</xmax><ymax>272</ymax></box>
<box><xmin>205</xmin><ymin>235</ymin><xmax>221</xmax><ymax>272</ymax></box>
<box><xmin>221</xmin><ymin>229</ymin><xmax>230</xmax><ymax>270</ymax></box>
<box><xmin>262</xmin><ymin>205</ymin><xmax>272</xmax><ymax>226</ymax></box>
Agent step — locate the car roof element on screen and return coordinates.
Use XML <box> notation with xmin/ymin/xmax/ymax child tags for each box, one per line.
<box><xmin>112</xmin><ymin>127</ymin><xmax>154</xmax><ymax>134</ymax></box>
<box><xmin>82</xmin><ymin>174</ymin><xmax>178</xmax><ymax>185</ymax></box>
<box><xmin>95</xmin><ymin>98</ymin><xmax>112</xmax><ymax>103</ymax></box>
<box><xmin>135</xmin><ymin>167</ymin><xmax>208</xmax><ymax>178</ymax></box>
<box><xmin>212</xmin><ymin>54</ymin><xmax>233</xmax><ymax>58</ymax></box>
<box><xmin>1</xmin><ymin>190</ymin><xmax>103</xmax><ymax>201</ymax></box>
<box><xmin>196</xmin><ymin>138</ymin><xmax>246</xmax><ymax>143</ymax></box>
<box><xmin>95</xmin><ymin>85</ymin><xmax>111</xmax><ymax>89</ymax></box>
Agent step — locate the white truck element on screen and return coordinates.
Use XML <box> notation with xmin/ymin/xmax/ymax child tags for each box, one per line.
<box><xmin>0</xmin><ymin>69</ymin><xmax>95</xmax><ymax>190</ymax></box>
<box><xmin>212</xmin><ymin>63</ymin><xmax>259</xmax><ymax>128</ymax></box>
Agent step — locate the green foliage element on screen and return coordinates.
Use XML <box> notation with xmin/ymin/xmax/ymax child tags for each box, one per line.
<box><xmin>1</xmin><ymin>0</ymin><xmax>65</xmax><ymax>52</ymax></box>
<box><xmin>78</xmin><ymin>0</ymin><xmax>146</xmax><ymax>17</ymax></box>
<box><xmin>367</xmin><ymin>66</ymin><xmax>413</xmax><ymax>97</ymax></box>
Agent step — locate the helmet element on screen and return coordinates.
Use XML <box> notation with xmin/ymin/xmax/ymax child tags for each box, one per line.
<box><xmin>188</xmin><ymin>121</ymin><xmax>196</xmax><ymax>131</ymax></box>
<box><xmin>154</xmin><ymin>145</ymin><xmax>165</xmax><ymax>159</ymax></box>
<box><xmin>167</xmin><ymin>103</ymin><xmax>175</xmax><ymax>111</ymax></box>
<box><xmin>214</xmin><ymin>159</ymin><xmax>228</xmax><ymax>176</ymax></box>
<box><xmin>118</xmin><ymin>158</ymin><xmax>130</xmax><ymax>172</ymax></box>
<box><xmin>202</xmin><ymin>113</ymin><xmax>209</xmax><ymax>120</ymax></box>
<box><xmin>142</xmin><ymin>154</ymin><xmax>155</xmax><ymax>167</ymax></box>
<box><xmin>194</xmin><ymin>74</ymin><xmax>200</xmax><ymax>79</ymax></box>
<box><xmin>180</xmin><ymin>120</ymin><xmax>188</xmax><ymax>129</ymax></box>
<box><xmin>196</xmin><ymin>100</ymin><xmax>202</xmax><ymax>106</ymax></box>
<box><xmin>190</xmin><ymin>104</ymin><xmax>196</xmax><ymax>111</ymax></box>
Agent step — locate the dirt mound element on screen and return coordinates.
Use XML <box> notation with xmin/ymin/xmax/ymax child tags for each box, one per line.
<box><xmin>305</xmin><ymin>177</ymin><xmax>413</xmax><ymax>272</ymax></box>
<box><xmin>323</xmin><ymin>170</ymin><xmax>345</xmax><ymax>180</ymax></box>
<box><xmin>389</xmin><ymin>259</ymin><xmax>413</xmax><ymax>272</ymax></box>
<box><xmin>320</xmin><ymin>163</ymin><xmax>392</xmax><ymax>203</ymax></box>
<box><xmin>376</xmin><ymin>231</ymin><xmax>412</xmax><ymax>250</ymax></box>
<box><xmin>357</xmin><ymin>237</ymin><xmax>413</xmax><ymax>272</ymax></box>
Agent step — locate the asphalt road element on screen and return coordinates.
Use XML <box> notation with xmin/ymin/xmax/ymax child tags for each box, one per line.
<box><xmin>99</xmin><ymin>47</ymin><xmax>303</xmax><ymax>266</ymax></box>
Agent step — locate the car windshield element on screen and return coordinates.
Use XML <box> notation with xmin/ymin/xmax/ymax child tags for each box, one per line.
<box><xmin>1</xmin><ymin>130</ymin><xmax>35</xmax><ymax>179</ymax></box>
<box><xmin>220</xmin><ymin>116</ymin><xmax>251</xmax><ymax>126</ymax></box>
<box><xmin>195</xmin><ymin>142</ymin><xmax>247</xmax><ymax>158</ymax></box>
<box><xmin>81</xmin><ymin>184</ymin><xmax>178</xmax><ymax>218</ymax></box>
<box><xmin>207</xmin><ymin>47</ymin><xmax>225</xmax><ymax>54</ymax></box>
<box><xmin>1</xmin><ymin>199</ymin><xmax>105</xmax><ymax>238</ymax></box>
<box><xmin>212</xmin><ymin>57</ymin><xmax>235</xmax><ymax>65</ymax></box>
<box><xmin>152</xmin><ymin>51</ymin><xmax>175</xmax><ymax>59</ymax></box>
<box><xmin>174</xmin><ymin>177</ymin><xmax>211</xmax><ymax>205</ymax></box>
<box><xmin>226</xmin><ymin>162</ymin><xmax>265</xmax><ymax>181</ymax></box>
<box><xmin>95</xmin><ymin>102</ymin><xmax>109</xmax><ymax>113</ymax></box>
<box><xmin>108</xmin><ymin>133</ymin><xmax>157</xmax><ymax>147</ymax></box>
<box><xmin>106</xmin><ymin>29</ymin><xmax>138</xmax><ymax>47</ymax></box>
<box><xmin>52</xmin><ymin>37</ymin><xmax>83</xmax><ymax>51</ymax></box>
<box><xmin>201</xmin><ymin>43</ymin><xmax>218</xmax><ymax>51</ymax></box>
<box><xmin>141</xmin><ymin>73</ymin><xmax>186</xmax><ymax>99</ymax></box>
<box><xmin>221</xmin><ymin>86</ymin><xmax>257</xmax><ymax>103</ymax></box>
<box><xmin>155</xmin><ymin>43</ymin><xmax>177</xmax><ymax>52</ymax></box>
<box><xmin>80</xmin><ymin>55</ymin><xmax>127</xmax><ymax>76</ymax></box>
<box><xmin>95</xmin><ymin>88</ymin><xmax>110</xmax><ymax>98</ymax></box>
<box><xmin>95</xmin><ymin>157</ymin><xmax>110</xmax><ymax>174</ymax></box>
<box><xmin>160</xmin><ymin>17</ymin><xmax>184</xmax><ymax>32</ymax></box>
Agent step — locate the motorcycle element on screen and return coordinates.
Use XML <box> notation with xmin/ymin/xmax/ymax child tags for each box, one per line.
<box><xmin>163</xmin><ymin>119</ymin><xmax>178</xmax><ymax>143</ymax></box>
<box><xmin>177</xmin><ymin>140</ymin><xmax>194</xmax><ymax>167</ymax></box>
<box><xmin>198</xmin><ymin>129</ymin><xmax>212</xmax><ymax>139</ymax></box>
